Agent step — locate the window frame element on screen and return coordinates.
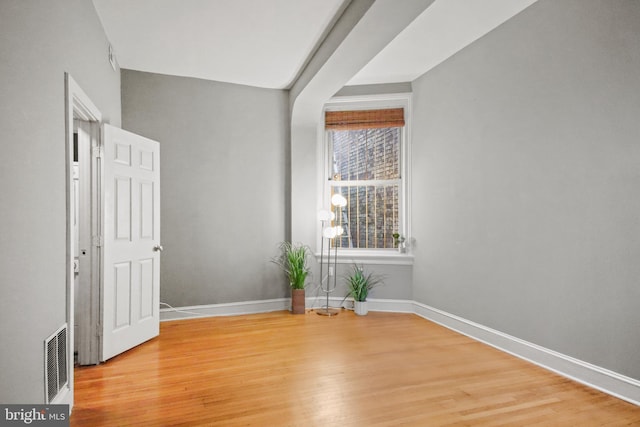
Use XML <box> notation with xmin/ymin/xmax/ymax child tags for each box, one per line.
<box><xmin>319</xmin><ymin>93</ymin><xmax>412</xmax><ymax>264</ymax></box>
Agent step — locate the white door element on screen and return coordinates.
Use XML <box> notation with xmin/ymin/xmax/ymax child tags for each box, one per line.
<box><xmin>102</xmin><ymin>124</ymin><xmax>161</xmax><ymax>361</ymax></box>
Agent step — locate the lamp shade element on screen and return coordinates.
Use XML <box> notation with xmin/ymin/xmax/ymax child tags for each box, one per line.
<box><xmin>331</xmin><ymin>193</ymin><xmax>347</xmax><ymax>207</ymax></box>
<box><xmin>322</xmin><ymin>226</ymin><xmax>338</xmax><ymax>239</ymax></box>
<box><xmin>317</xmin><ymin>209</ymin><xmax>334</xmax><ymax>222</ymax></box>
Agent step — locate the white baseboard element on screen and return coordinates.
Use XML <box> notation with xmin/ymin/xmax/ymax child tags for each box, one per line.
<box><xmin>413</xmin><ymin>302</ymin><xmax>640</xmax><ymax>407</ymax></box>
<box><xmin>159</xmin><ymin>297</ymin><xmax>640</xmax><ymax>406</ymax></box>
<box><xmin>52</xmin><ymin>385</ymin><xmax>71</xmax><ymax>406</ymax></box>
<box><xmin>365</xmin><ymin>298</ymin><xmax>415</xmax><ymax>313</ymax></box>
<box><xmin>305</xmin><ymin>296</ymin><xmax>415</xmax><ymax>313</ymax></box>
<box><xmin>160</xmin><ymin>298</ymin><xmax>290</xmax><ymax>320</ymax></box>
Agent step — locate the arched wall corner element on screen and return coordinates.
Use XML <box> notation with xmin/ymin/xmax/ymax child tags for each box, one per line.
<box><xmin>288</xmin><ymin>0</ymin><xmax>435</xmax><ymax>246</ymax></box>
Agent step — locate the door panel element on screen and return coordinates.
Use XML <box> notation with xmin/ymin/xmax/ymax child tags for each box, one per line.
<box><xmin>102</xmin><ymin>124</ymin><xmax>160</xmax><ymax>361</ymax></box>
<box><xmin>115</xmin><ymin>177</ymin><xmax>132</xmax><ymax>240</ymax></box>
<box><xmin>140</xmin><ymin>181</ymin><xmax>154</xmax><ymax>239</ymax></box>
<box><xmin>139</xmin><ymin>259</ymin><xmax>154</xmax><ymax>319</ymax></box>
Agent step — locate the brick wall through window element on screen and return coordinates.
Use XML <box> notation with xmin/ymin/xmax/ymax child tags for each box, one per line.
<box><xmin>329</xmin><ymin>127</ymin><xmax>401</xmax><ymax>249</ymax></box>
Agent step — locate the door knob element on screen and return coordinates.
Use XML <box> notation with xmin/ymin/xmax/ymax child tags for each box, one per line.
<box><xmin>153</xmin><ymin>245</ymin><xmax>164</xmax><ymax>252</ymax></box>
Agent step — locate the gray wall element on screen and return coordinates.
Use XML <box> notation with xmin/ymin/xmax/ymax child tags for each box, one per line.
<box><xmin>328</xmin><ymin>262</ymin><xmax>413</xmax><ymax>302</ymax></box>
<box><xmin>0</xmin><ymin>0</ymin><xmax>121</xmax><ymax>402</ymax></box>
<box><xmin>121</xmin><ymin>70</ymin><xmax>289</xmax><ymax>307</ymax></box>
<box><xmin>411</xmin><ymin>0</ymin><xmax>640</xmax><ymax>380</ymax></box>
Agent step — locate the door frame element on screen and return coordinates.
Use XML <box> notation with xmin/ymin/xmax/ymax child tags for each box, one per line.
<box><xmin>74</xmin><ymin>120</ymin><xmax>102</xmax><ymax>366</ymax></box>
<box><xmin>65</xmin><ymin>74</ymin><xmax>103</xmax><ymax>405</ymax></box>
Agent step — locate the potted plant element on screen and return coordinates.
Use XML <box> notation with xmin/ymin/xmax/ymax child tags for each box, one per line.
<box><xmin>344</xmin><ymin>264</ymin><xmax>383</xmax><ymax>316</ymax></box>
<box><xmin>393</xmin><ymin>233</ymin><xmax>406</xmax><ymax>253</ymax></box>
<box><xmin>274</xmin><ymin>242</ymin><xmax>310</xmax><ymax>314</ymax></box>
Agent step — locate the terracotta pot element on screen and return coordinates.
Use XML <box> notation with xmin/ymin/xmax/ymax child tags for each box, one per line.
<box><xmin>291</xmin><ymin>289</ymin><xmax>305</xmax><ymax>314</ymax></box>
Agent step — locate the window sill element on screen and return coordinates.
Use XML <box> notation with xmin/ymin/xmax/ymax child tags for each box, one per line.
<box><xmin>313</xmin><ymin>249</ymin><xmax>414</xmax><ymax>266</ymax></box>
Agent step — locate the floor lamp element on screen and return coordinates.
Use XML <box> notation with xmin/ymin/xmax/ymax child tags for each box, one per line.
<box><xmin>317</xmin><ymin>193</ymin><xmax>347</xmax><ymax>316</ymax></box>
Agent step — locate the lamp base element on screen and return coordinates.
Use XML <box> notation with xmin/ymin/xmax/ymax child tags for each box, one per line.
<box><xmin>316</xmin><ymin>307</ymin><xmax>340</xmax><ymax>316</ymax></box>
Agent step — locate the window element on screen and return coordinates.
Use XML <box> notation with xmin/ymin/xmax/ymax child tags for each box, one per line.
<box><xmin>323</xmin><ymin>100</ymin><xmax>409</xmax><ymax>251</ymax></box>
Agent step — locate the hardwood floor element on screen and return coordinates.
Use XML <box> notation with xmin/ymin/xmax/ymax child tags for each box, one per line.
<box><xmin>71</xmin><ymin>310</ymin><xmax>640</xmax><ymax>426</ymax></box>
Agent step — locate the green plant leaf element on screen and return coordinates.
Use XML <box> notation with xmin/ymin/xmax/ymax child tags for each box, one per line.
<box><xmin>344</xmin><ymin>264</ymin><xmax>384</xmax><ymax>302</ymax></box>
<box><xmin>272</xmin><ymin>242</ymin><xmax>311</xmax><ymax>289</ymax></box>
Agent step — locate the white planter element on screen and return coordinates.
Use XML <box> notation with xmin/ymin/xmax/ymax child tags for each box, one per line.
<box><xmin>354</xmin><ymin>301</ymin><xmax>368</xmax><ymax>316</ymax></box>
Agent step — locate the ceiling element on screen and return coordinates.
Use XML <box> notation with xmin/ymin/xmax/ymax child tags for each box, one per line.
<box><xmin>92</xmin><ymin>0</ymin><xmax>539</xmax><ymax>90</ymax></box>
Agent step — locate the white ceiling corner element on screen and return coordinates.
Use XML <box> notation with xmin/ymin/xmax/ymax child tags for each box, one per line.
<box><xmin>92</xmin><ymin>0</ymin><xmax>346</xmax><ymax>89</ymax></box>
<box><xmin>92</xmin><ymin>0</ymin><xmax>539</xmax><ymax>90</ymax></box>
<box><xmin>348</xmin><ymin>0</ymin><xmax>540</xmax><ymax>86</ymax></box>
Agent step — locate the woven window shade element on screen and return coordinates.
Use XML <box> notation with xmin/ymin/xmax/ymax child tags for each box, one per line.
<box><xmin>325</xmin><ymin>108</ymin><xmax>405</xmax><ymax>130</ymax></box>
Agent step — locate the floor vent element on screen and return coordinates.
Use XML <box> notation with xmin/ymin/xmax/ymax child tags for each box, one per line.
<box><xmin>45</xmin><ymin>324</ymin><xmax>68</xmax><ymax>403</ymax></box>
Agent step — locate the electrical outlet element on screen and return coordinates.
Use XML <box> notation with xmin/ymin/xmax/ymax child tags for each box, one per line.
<box><xmin>328</xmin><ymin>266</ymin><xmax>334</xmax><ymax>276</ymax></box>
